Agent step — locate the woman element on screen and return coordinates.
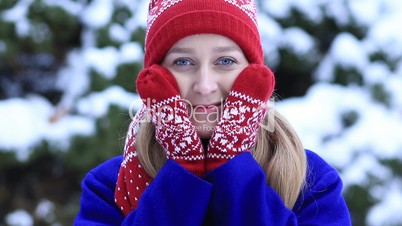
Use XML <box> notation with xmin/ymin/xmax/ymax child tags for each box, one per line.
<box><xmin>74</xmin><ymin>0</ymin><xmax>351</xmax><ymax>225</ymax></box>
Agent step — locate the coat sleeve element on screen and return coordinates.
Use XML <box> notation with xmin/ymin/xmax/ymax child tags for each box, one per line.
<box><xmin>293</xmin><ymin>150</ymin><xmax>352</xmax><ymax>225</ymax></box>
<box><xmin>74</xmin><ymin>157</ymin><xmax>213</xmax><ymax>226</ymax></box>
<box><xmin>204</xmin><ymin>151</ymin><xmax>351</xmax><ymax>226</ymax></box>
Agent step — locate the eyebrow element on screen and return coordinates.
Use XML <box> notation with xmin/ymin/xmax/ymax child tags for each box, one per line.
<box><xmin>166</xmin><ymin>46</ymin><xmax>241</xmax><ymax>55</ymax></box>
<box><xmin>212</xmin><ymin>46</ymin><xmax>241</xmax><ymax>53</ymax></box>
<box><xmin>166</xmin><ymin>47</ymin><xmax>194</xmax><ymax>54</ymax></box>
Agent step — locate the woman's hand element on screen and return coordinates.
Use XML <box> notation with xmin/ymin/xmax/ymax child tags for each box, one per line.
<box><xmin>136</xmin><ymin>64</ymin><xmax>205</xmax><ymax>177</ymax></box>
<box><xmin>206</xmin><ymin>64</ymin><xmax>275</xmax><ymax>173</ymax></box>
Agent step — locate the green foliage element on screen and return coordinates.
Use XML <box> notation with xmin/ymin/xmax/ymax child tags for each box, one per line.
<box><xmin>0</xmin><ymin>21</ymin><xmax>18</xmax><ymax>59</ymax></box>
<box><xmin>370</xmin><ymin>83</ymin><xmax>391</xmax><ymax>106</ymax></box>
<box><xmin>88</xmin><ymin>69</ymin><xmax>112</xmax><ymax>92</ymax></box>
<box><xmin>381</xmin><ymin>158</ymin><xmax>402</xmax><ymax>177</ymax></box>
<box><xmin>96</xmin><ymin>6</ymin><xmax>133</xmax><ymax>48</ymax></box>
<box><xmin>370</xmin><ymin>51</ymin><xmax>401</xmax><ymax>72</ymax></box>
<box><xmin>344</xmin><ymin>185</ymin><xmax>376</xmax><ymax>226</ymax></box>
<box><xmin>0</xmin><ymin>104</ymin><xmax>131</xmax><ymax>225</ymax></box>
<box><xmin>0</xmin><ymin>0</ymin><xmax>17</xmax><ymax>9</ymax></box>
<box><xmin>115</xmin><ymin>62</ymin><xmax>142</xmax><ymax>93</ymax></box>
<box><xmin>112</xmin><ymin>6</ymin><xmax>132</xmax><ymax>25</ymax></box>
<box><xmin>97</xmin><ymin>25</ymin><xmax>121</xmax><ymax>48</ymax></box>
<box><xmin>65</xmin><ymin>105</ymin><xmax>130</xmax><ymax>176</ymax></box>
<box><xmin>0</xmin><ymin>151</ymin><xmax>19</xmax><ymax>167</ymax></box>
<box><xmin>274</xmin><ymin>48</ymin><xmax>316</xmax><ymax>97</ymax></box>
<box><xmin>25</xmin><ymin>0</ymin><xmax>81</xmax><ymax>54</ymax></box>
<box><xmin>0</xmin><ymin>141</ymin><xmax>82</xmax><ymax>225</ymax></box>
<box><xmin>88</xmin><ymin>62</ymin><xmax>142</xmax><ymax>93</ymax></box>
<box><xmin>0</xmin><ymin>0</ymin><xmax>81</xmax><ymax>101</ymax></box>
<box><xmin>131</xmin><ymin>27</ymin><xmax>146</xmax><ymax>48</ymax></box>
<box><xmin>333</xmin><ymin>64</ymin><xmax>364</xmax><ymax>86</ymax></box>
<box><xmin>341</xmin><ymin>110</ymin><xmax>359</xmax><ymax>128</ymax></box>
<box><xmin>274</xmin><ymin>8</ymin><xmax>338</xmax><ymax>53</ymax></box>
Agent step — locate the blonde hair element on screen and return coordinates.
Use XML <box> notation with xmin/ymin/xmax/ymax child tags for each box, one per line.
<box><xmin>136</xmin><ymin>109</ymin><xmax>307</xmax><ymax>209</ymax></box>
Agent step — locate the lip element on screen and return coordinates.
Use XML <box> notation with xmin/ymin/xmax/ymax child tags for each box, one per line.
<box><xmin>192</xmin><ymin>102</ymin><xmax>222</xmax><ymax>113</ymax></box>
<box><xmin>193</xmin><ymin>102</ymin><xmax>222</xmax><ymax>107</ymax></box>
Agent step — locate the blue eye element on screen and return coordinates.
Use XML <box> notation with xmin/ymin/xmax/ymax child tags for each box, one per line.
<box><xmin>174</xmin><ymin>58</ymin><xmax>192</xmax><ymax>66</ymax></box>
<box><xmin>217</xmin><ymin>57</ymin><xmax>236</xmax><ymax>66</ymax></box>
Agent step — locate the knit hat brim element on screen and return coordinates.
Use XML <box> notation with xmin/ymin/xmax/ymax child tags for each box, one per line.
<box><xmin>144</xmin><ymin>9</ymin><xmax>263</xmax><ymax>67</ymax></box>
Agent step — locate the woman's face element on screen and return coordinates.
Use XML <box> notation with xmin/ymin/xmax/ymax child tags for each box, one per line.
<box><xmin>162</xmin><ymin>34</ymin><xmax>249</xmax><ymax>139</ymax></box>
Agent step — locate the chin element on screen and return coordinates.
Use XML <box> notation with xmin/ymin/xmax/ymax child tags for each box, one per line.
<box><xmin>197</xmin><ymin>129</ymin><xmax>214</xmax><ymax>139</ymax></box>
<box><xmin>189</xmin><ymin>109</ymin><xmax>220</xmax><ymax>139</ymax></box>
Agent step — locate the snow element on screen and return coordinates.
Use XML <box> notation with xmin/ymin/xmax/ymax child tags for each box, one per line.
<box><xmin>367</xmin><ymin>180</ymin><xmax>402</xmax><ymax>226</ymax></box>
<box><xmin>56</xmin><ymin>50</ymin><xmax>91</xmax><ymax>109</ymax></box>
<box><xmin>280</xmin><ymin>27</ymin><xmax>315</xmax><ymax>56</ymax></box>
<box><xmin>331</xmin><ymin>33</ymin><xmax>368</xmax><ymax>69</ymax></box>
<box><xmin>81</xmin><ymin>0</ymin><xmax>113</xmax><ymax>29</ymax></box>
<box><xmin>1</xmin><ymin>0</ymin><xmax>30</xmax><ymax>22</ymax></box>
<box><xmin>257</xmin><ymin>15</ymin><xmax>281</xmax><ymax>66</ymax></box>
<box><xmin>82</xmin><ymin>44</ymin><xmax>143</xmax><ymax>79</ymax></box>
<box><xmin>262</xmin><ymin>0</ymin><xmax>292</xmax><ymax>18</ymax></box>
<box><xmin>322</xmin><ymin>0</ymin><xmax>350</xmax><ymax>26</ymax></box>
<box><xmin>348</xmin><ymin>0</ymin><xmax>382</xmax><ymax>26</ymax></box>
<box><xmin>43</xmin><ymin>0</ymin><xmax>83</xmax><ymax>16</ymax></box>
<box><xmin>263</xmin><ymin>0</ymin><xmax>323</xmax><ymax>22</ymax></box>
<box><xmin>1</xmin><ymin>0</ymin><xmax>32</xmax><ymax>37</ymax></box>
<box><xmin>0</xmin><ymin>97</ymin><xmax>52</xmax><ymax>159</ymax></box>
<box><xmin>277</xmin><ymin>82</ymin><xmax>402</xmax><ymax>178</ymax></box>
<box><xmin>362</xmin><ymin>61</ymin><xmax>390</xmax><ymax>85</ymax></box>
<box><xmin>110</xmin><ymin>23</ymin><xmax>131</xmax><ymax>42</ymax></box>
<box><xmin>5</xmin><ymin>209</ymin><xmax>33</xmax><ymax>226</ymax></box>
<box><xmin>120</xmin><ymin>42</ymin><xmax>144</xmax><ymax>63</ymax></box>
<box><xmin>315</xmin><ymin>32</ymin><xmax>369</xmax><ymax>82</ymax></box>
<box><xmin>341</xmin><ymin>153</ymin><xmax>391</xmax><ymax>186</ymax></box>
<box><xmin>346</xmin><ymin>106</ymin><xmax>402</xmax><ymax>159</ymax></box>
<box><xmin>277</xmin><ymin>84</ymin><xmax>354</xmax><ymax>166</ymax></box>
<box><xmin>290</xmin><ymin>0</ymin><xmax>323</xmax><ymax>22</ymax></box>
<box><xmin>77</xmin><ymin>86</ymin><xmax>139</xmax><ymax>118</ymax></box>
<box><xmin>277</xmin><ymin>81</ymin><xmax>402</xmax><ymax>226</ymax></box>
<box><xmin>127</xmin><ymin>0</ymin><xmax>150</xmax><ymax>29</ymax></box>
<box><xmin>84</xmin><ymin>46</ymin><xmax>120</xmax><ymax>79</ymax></box>
<box><xmin>367</xmin><ymin>11</ymin><xmax>402</xmax><ymax>59</ymax></box>
<box><xmin>0</xmin><ymin>95</ymin><xmax>94</xmax><ymax>161</ymax></box>
<box><xmin>35</xmin><ymin>199</ymin><xmax>55</xmax><ymax>223</ymax></box>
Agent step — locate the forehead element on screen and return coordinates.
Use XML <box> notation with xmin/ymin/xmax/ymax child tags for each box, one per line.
<box><xmin>169</xmin><ymin>34</ymin><xmax>242</xmax><ymax>50</ymax></box>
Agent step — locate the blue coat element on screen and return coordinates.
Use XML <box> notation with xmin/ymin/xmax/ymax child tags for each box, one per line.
<box><xmin>74</xmin><ymin>150</ymin><xmax>351</xmax><ymax>225</ymax></box>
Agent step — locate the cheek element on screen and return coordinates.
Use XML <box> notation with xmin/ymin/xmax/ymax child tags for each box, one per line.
<box><xmin>220</xmin><ymin>71</ymin><xmax>240</xmax><ymax>93</ymax></box>
<box><xmin>172</xmin><ymin>74</ymin><xmax>192</xmax><ymax>97</ymax></box>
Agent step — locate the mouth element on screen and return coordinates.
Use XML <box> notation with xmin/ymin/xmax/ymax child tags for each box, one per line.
<box><xmin>193</xmin><ymin>102</ymin><xmax>222</xmax><ymax>108</ymax></box>
<box><xmin>191</xmin><ymin>102</ymin><xmax>223</xmax><ymax>113</ymax></box>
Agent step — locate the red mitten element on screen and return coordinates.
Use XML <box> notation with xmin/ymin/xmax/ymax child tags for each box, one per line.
<box><xmin>115</xmin><ymin>106</ymin><xmax>153</xmax><ymax>215</ymax></box>
<box><xmin>136</xmin><ymin>65</ymin><xmax>205</xmax><ymax>177</ymax></box>
<box><xmin>206</xmin><ymin>64</ymin><xmax>275</xmax><ymax>173</ymax></box>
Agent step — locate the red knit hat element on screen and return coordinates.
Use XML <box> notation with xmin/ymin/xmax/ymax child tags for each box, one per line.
<box><xmin>144</xmin><ymin>0</ymin><xmax>263</xmax><ymax>67</ymax></box>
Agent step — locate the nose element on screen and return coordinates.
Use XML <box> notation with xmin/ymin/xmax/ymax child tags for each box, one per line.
<box><xmin>193</xmin><ymin>66</ymin><xmax>218</xmax><ymax>95</ymax></box>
